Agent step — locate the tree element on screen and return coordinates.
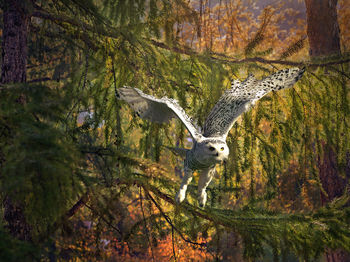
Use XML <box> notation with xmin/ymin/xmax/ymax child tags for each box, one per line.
<box><xmin>305</xmin><ymin>0</ymin><xmax>341</xmax><ymax>57</ymax></box>
<box><xmin>1</xmin><ymin>0</ymin><xmax>32</xmax><ymax>241</ymax></box>
<box><xmin>305</xmin><ymin>2</ymin><xmax>349</xmax><ymax>260</ymax></box>
<box><xmin>1</xmin><ymin>0</ymin><xmax>350</xmax><ymax>261</ymax></box>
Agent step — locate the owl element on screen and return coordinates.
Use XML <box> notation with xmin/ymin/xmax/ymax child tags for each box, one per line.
<box><xmin>117</xmin><ymin>67</ymin><xmax>305</xmax><ymax>207</ymax></box>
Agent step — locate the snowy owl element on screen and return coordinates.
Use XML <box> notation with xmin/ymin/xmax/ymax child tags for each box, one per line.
<box><xmin>117</xmin><ymin>67</ymin><xmax>305</xmax><ymax>207</ymax></box>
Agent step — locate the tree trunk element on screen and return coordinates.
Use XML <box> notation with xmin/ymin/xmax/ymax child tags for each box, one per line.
<box><xmin>307</xmin><ymin>1</ymin><xmax>347</xmax><ymax>260</ymax></box>
<box><xmin>1</xmin><ymin>0</ymin><xmax>29</xmax><ymax>83</ymax></box>
<box><xmin>1</xmin><ymin>0</ymin><xmax>31</xmax><ymax>241</ymax></box>
<box><xmin>305</xmin><ymin>0</ymin><xmax>341</xmax><ymax>57</ymax></box>
<box><xmin>318</xmin><ymin>143</ymin><xmax>350</xmax><ymax>262</ymax></box>
<box><xmin>318</xmin><ymin>143</ymin><xmax>347</xmax><ymax>205</ymax></box>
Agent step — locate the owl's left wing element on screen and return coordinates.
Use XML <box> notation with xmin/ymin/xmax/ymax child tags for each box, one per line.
<box><xmin>117</xmin><ymin>87</ymin><xmax>202</xmax><ymax>140</ymax></box>
<box><xmin>203</xmin><ymin>67</ymin><xmax>305</xmax><ymax>139</ymax></box>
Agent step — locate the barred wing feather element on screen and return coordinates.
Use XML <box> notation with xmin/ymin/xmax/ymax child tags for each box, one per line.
<box><xmin>203</xmin><ymin>67</ymin><xmax>305</xmax><ymax>139</ymax></box>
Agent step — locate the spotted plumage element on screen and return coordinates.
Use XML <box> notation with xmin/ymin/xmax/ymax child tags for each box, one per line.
<box><xmin>118</xmin><ymin>67</ymin><xmax>305</xmax><ymax>207</ymax></box>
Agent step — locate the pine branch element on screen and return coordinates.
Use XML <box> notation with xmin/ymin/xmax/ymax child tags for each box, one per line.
<box><xmin>244</xmin><ymin>7</ymin><xmax>273</xmax><ymax>56</ymax></box>
<box><xmin>279</xmin><ymin>36</ymin><xmax>307</xmax><ymax>59</ymax></box>
<box><xmin>150</xmin><ymin>40</ymin><xmax>350</xmax><ymax>68</ymax></box>
<box><xmin>27</xmin><ymin>77</ymin><xmax>69</xmax><ymax>83</ymax></box>
<box><xmin>84</xmin><ymin>203</ymin><xmax>122</xmax><ymax>236</ymax></box>
<box><xmin>205</xmin><ymin>52</ymin><xmax>350</xmax><ymax>68</ymax></box>
<box><xmin>31</xmin><ymin>9</ymin><xmax>120</xmax><ymax>40</ymax></box>
<box><xmin>113</xmin><ymin>154</ymin><xmax>350</xmax><ymax>252</ymax></box>
<box><xmin>139</xmin><ymin>187</ymin><xmax>156</xmax><ymax>261</ymax></box>
<box><xmin>27</xmin><ymin>57</ymin><xmax>63</xmax><ymax>69</ymax></box>
<box><xmin>143</xmin><ymin>187</ymin><xmax>207</xmax><ymax>248</ymax></box>
<box><xmin>31</xmin><ymin>9</ymin><xmax>350</xmax><ymax>68</ymax></box>
<box><xmin>37</xmin><ymin>190</ymin><xmax>91</xmax><ymax>242</ymax></box>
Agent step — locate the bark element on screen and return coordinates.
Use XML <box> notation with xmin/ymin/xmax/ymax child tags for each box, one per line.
<box><xmin>1</xmin><ymin>0</ymin><xmax>32</xmax><ymax>241</ymax></box>
<box><xmin>325</xmin><ymin>250</ymin><xmax>350</xmax><ymax>262</ymax></box>
<box><xmin>305</xmin><ymin>3</ymin><xmax>350</xmax><ymax>262</ymax></box>
<box><xmin>3</xmin><ymin>197</ymin><xmax>32</xmax><ymax>241</ymax></box>
<box><xmin>318</xmin><ymin>142</ymin><xmax>350</xmax><ymax>262</ymax></box>
<box><xmin>309</xmin><ymin>1</ymin><xmax>348</xmax><ymax>256</ymax></box>
<box><xmin>1</xmin><ymin>0</ymin><xmax>29</xmax><ymax>83</ymax></box>
<box><xmin>305</xmin><ymin>0</ymin><xmax>341</xmax><ymax>57</ymax></box>
<box><xmin>318</xmin><ymin>143</ymin><xmax>347</xmax><ymax>205</ymax></box>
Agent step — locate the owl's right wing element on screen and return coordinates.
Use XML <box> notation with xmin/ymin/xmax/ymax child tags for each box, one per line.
<box><xmin>117</xmin><ymin>87</ymin><xmax>202</xmax><ymax>141</ymax></box>
<box><xmin>203</xmin><ymin>67</ymin><xmax>305</xmax><ymax>139</ymax></box>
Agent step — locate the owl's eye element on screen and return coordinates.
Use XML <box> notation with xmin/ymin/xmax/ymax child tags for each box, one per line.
<box><xmin>208</xmin><ymin>146</ymin><xmax>215</xmax><ymax>151</ymax></box>
<box><xmin>220</xmin><ymin>147</ymin><xmax>225</xmax><ymax>151</ymax></box>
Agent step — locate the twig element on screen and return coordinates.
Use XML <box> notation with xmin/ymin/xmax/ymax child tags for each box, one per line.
<box><xmin>84</xmin><ymin>203</ymin><xmax>122</xmax><ymax>236</ymax></box>
<box><xmin>66</xmin><ymin>191</ymin><xmax>91</xmax><ymax>218</ymax></box>
<box><xmin>329</xmin><ymin>66</ymin><xmax>350</xmax><ymax>80</ymax></box>
<box><xmin>27</xmin><ymin>77</ymin><xmax>65</xmax><ymax>83</ymax></box>
<box><xmin>139</xmin><ymin>187</ymin><xmax>155</xmax><ymax>262</ymax></box>
<box><xmin>39</xmin><ymin>190</ymin><xmax>93</xmax><ymax>242</ymax></box>
<box><xmin>110</xmin><ymin>51</ymin><xmax>123</xmax><ymax>147</ymax></box>
<box><xmin>143</xmin><ymin>187</ymin><xmax>207</xmax><ymax>248</ymax></box>
<box><xmin>26</xmin><ymin>57</ymin><xmax>62</xmax><ymax>69</ymax></box>
<box><xmin>82</xmin><ymin>51</ymin><xmax>89</xmax><ymax>89</ymax></box>
<box><xmin>171</xmin><ymin>224</ymin><xmax>177</xmax><ymax>262</ymax></box>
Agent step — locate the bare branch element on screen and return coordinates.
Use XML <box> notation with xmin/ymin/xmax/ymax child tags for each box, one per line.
<box><xmin>66</xmin><ymin>191</ymin><xmax>90</xmax><ymax>219</ymax></box>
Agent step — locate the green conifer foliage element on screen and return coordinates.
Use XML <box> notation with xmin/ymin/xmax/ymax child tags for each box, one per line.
<box><xmin>0</xmin><ymin>84</ymin><xmax>83</xmax><ymax>237</ymax></box>
<box><xmin>0</xmin><ymin>0</ymin><xmax>350</xmax><ymax>260</ymax></box>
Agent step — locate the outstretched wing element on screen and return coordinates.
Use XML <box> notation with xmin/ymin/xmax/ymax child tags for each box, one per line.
<box><xmin>203</xmin><ymin>67</ymin><xmax>305</xmax><ymax>139</ymax></box>
<box><xmin>117</xmin><ymin>87</ymin><xmax>202</xmax><ymax>140</ymax></box>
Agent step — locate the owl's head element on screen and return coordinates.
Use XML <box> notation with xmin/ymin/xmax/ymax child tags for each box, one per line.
<box><xmin>197</xmin><ymin>139</ymin><xmax>229</xmax><ymax>163</ymax></box>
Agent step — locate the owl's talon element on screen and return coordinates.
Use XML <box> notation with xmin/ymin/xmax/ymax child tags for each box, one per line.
<box><xmin>175</xmin><ymin>190</ymin><xmax>186</xmax><ymax>203</ymax></box>
<box><xmin>198</xmin><ymin>191</ymin><xmax>207</xmax><ymax>207</ymax></box>
<box><xmin>117</xmin><ymin>68</ymin><xmax>305</xmax><ymax>208</ymax></box>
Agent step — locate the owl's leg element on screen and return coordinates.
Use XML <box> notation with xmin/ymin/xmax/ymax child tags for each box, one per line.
<box><xmin>175</xmin><ymin>167</ymin><xmax>193</xmax><ymax>203</ymax></box>
<box><xmin>198</xmin><ymin>167</ymin><xmax>216</xmax><ymax>207</ymax></box>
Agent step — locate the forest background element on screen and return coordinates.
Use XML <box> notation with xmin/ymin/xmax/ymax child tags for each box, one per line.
<box><xmin>0</xmin><ymin>0</ymin><xmax>350</xmax><ymax>261</ymax></box>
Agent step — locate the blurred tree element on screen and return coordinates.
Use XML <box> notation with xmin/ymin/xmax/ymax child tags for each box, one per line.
<box><xmin>305</xmin><ymin>1</ymin><xmax>349</xmax><ymax>260</ymax></box>
<box><xmin>0</xmin><ymin>0</ymin><xmax>349</xmax><ymax>261</ymax></box>
<box><xmin>1</xmin><ymin>0</ymin><xmax>32</xmax><ymax>241</ymax></box>
<box><xmin>305</xmin><ymin>0</ymin><xmax>341</xmax><ymax>57</ymax></box>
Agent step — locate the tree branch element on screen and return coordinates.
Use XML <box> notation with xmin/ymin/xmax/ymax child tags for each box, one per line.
<box><xmin>28</xmin><ymin>77</ymin><xmax>67</xmax><ymax>83</ymax></box>
<box><xmin>66</xmin><ymin>191</ymin><xmax>91</xmax><ymax>219</ymax></box>
<box><xmin>143</xmin><ymin>187</ymin><xmax>207</xmax><ymax>248</ymax></box>
<box><xmin>150</xmin><ymin>39</ymin><xmax>350</xmax><ymax>67</ymax></box>
<box><xmin>84</xmin><ymin>203</ymin><xmax>122</xmax><ymax>235</ymax></box>
<box><xmin>32</xmin><ymin>8</ymin><xmax>350</xmax><ymax>68</ymax></box>
<box><xmin>115</xmin><ymin>177</ymin><xmax>230</xmax><ymax>228</ymax></box>
<box><xmin>32</xmin><ymin>9</ymin><xmax>118</xmax><ymax>40</ymax></box>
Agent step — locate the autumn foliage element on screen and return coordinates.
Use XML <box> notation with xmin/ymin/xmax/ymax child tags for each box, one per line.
<box><xmin>1</xmin><ymin>0</ymin><xmax>350</xmax><ymax>261</ymax></box>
